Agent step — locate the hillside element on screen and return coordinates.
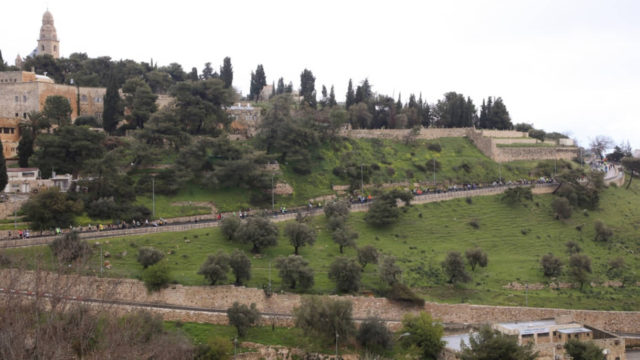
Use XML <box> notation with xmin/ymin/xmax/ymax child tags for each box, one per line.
<box><xmin>5</xmin><ymin>180</ymin><xmax>639</xmax><ymax>311</ymax></box>
<box><xmin>133</xmin><ymin>137</ymin><xmax>545</xmax><ymax>215</ymax></box>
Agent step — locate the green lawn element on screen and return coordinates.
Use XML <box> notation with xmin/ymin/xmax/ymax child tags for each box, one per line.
<box><xmin>5</xmin><ymin>182</ymin><xmax>638</xmax><ymax>311</ymax></box>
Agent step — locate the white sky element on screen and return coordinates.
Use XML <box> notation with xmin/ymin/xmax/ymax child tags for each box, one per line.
<box><xmin>2</xmin><ymin>0</ymin><xmax>639</xmax><ymax>149</ymax></box>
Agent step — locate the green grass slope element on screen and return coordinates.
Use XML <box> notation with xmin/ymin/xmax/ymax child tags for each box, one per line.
<box><xmin>5</xmin><ymin>182</ymin><xmax>639</xmax><ymax>311</ymax></box>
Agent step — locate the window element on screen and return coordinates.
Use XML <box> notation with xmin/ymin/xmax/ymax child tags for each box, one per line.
<box><xmin>54</xmin><ymin>45</ymin><xmax>57</xmax><ymax>52</ymax></box>
<box><xmin>95</xmin><ymin>97</ymin><xmax>101</xmax><ymax>103</ymax></box>
<box><xmin>81</xmin><ymin>94</ymin><xmax>88</xmax><ymax>102</ymax></box>
<box><xmin>15</xmin><ymin>96</ymin><xmax>19</xmax><ymax>103</ymax></box>
<box><xmin>41</xmin><ymin>45</ymin><xmax>45</xmax><ymax>51</ymax></box>
<box><xmin>23</xmin><ymin>95</ymin><xmax>27</xmax><ymax>102</ymax></box>
<box><xmin>23</xmin><ymin>113</ymin><xmax>27</xmax><ymax>119</ymax></box>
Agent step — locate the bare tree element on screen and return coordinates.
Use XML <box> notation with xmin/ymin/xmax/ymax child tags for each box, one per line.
<box><xmin>589</xmin><ymin>135</ymin><xmax>614</xmax><ymax>159</ymax></box>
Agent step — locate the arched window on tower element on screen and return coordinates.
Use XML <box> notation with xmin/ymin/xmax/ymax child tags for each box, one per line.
<box><xmin>54</xmin><ymin>45</ymin><xmax>57</xmax><ymax>52</ymax></box>
<box><xmin>41</xmin><ymin>45</ymin><xmax>45</xmax><ymax>51</ymax></box>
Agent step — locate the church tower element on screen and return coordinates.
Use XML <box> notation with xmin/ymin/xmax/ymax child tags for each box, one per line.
<box><xmin>37</xmin><ymin>10</ymin><xmax>60</xmax><ymax>59</ymax></box>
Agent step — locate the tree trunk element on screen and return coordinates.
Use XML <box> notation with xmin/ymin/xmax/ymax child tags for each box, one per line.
<box><xmin>294</xmin><ymin>246</ymin><xmax>299</xmax><ymax>255</ymax></box>
<box><xmin>339</xmin><ymin>245</ymin><xmax>343</xmax><ymax>254</ymax></box>
<box><xmin>626</xmin><ymin>173</ymin><xmax>633</xmax><ymax>189</ymax></box>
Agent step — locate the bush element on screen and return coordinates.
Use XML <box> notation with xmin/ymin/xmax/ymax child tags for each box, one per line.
<box><xmin>563</xmin><ymin>339</ymin><xmax>603</xmax><ymax>360</ymax></box>
<box><xmin>293</xmin><ymin>296</ymin><xmax>355</xmax><ymax>343</ymax></box>
<box><xmin>227</xmin><ymin>302</ymin><xmax>261</xmax><ymax>337</ymax></box>
<box><xmin>426</xmin><ymin>159</ymin><xmax>441</xmax><ymax>172</ymax></box>
<box><xmin>565</xmin><ymin>241</ymin><xmax>581</xmax><ymax>255</ymax></box>
<box><xmin>427</xmin><ymin>142</ymin><xmax>442</xmax><ymax>152</ymax></box>
<box><xmin>328</xmin><ymin>257</ymin><xmax>362</xmax><ymax>293</ymax></box>
<box><xmin>137</xmin><ymin>247</ymin><xmax>165</xmax><ymax>269</ymax></box>
<box><xmin>594</xmin><ymin>220</ymin><xmax>613</xmax><ymax>242</ymax></box>
<box><xmin>501</xmin><ymin>187</ymin><xmax>533</xmax><ymax>205</ymax></box>
<box><xmin>0</xmin><ymin>252</ymin><xmax>11</xmax><ymax>266</ymax></box>
<box><xmin>386</xmin><ymin>282</ymin><xmax>425</xmax><ymax>306</ymax></box>
<box><xmin>398</xmin><ymin>312</ymin><xmax>444</xmax><ymax>360</ymax></box>
<box><xmin>198</xmin><ymin>252</ymin><xmax>231</xmax><ymax>285</ymax></box>
<box><xmin>50</xmin><ymin>231</ymin><xmax>92</xmax><ymax>263</ymax></box>
<box><xmin>607</xmin><ymin>257</ymin><xmax>625</xmax><ymax>279</ymax></box>
<box><xmin>468</xmin><ymin>219</ymin><xmax>480</xmax><ymax>229</ymax></box>
<box><xmin>324</xmin><ymin>199</ymin><xmax>350</xmax><ymax>219</ymax></box>
<box><xmin>74</xmin><ymin>115</ymin><xmax>100</xmax><ymax>127</ymax></box>
<box><xmin>356</xmin><ymin>318</ymin><xmax>392</xmax><ymax>354</ymax></box>
<box><xmin>551</xmin><ymin>197</ymin><xmax>572</xmax><ymax>219</ymax></box>
<box><xmin>569</xmin><ymin>254</ymin><xmax>592</xmax><ymax>289</ymax></box>
<box><xmin>540</xmin><ymin>253</ymin><xmax>563</xmax><ymax>277</ymax></box>
<box><xmin>220</xmin><ymin>217</ymin><xmax>241</xmax><ymax>241</ymax></box>
<box><xmin>194</xmin><ymin>336</ymin><xmax>233</xmax><ymax>360</ymax></box>
<box><xmin>141</xmin><ymin>262</ymin><xmax>170</xmax><ymax>292</ymax></box>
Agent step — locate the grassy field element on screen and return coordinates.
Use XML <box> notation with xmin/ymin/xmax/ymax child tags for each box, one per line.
<box><xmin>4</xmin><ymin>182</ymin><xmax>639</xmax><ymax>311</ymax></box>
<box><xmin>164</xmin><ymin>322</ymin><xmax>354</xmax><ymax>355</ymax></box>
<box><xmin>132</xmin><ymin>137</ymin><xmax>544</xmax><ymax>214</ymax></box>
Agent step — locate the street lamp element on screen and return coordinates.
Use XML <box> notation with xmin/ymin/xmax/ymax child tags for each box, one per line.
<box><xmin>433</xmin><ymin>158</ymin><xmax>436</xmax><ymax>186</ymax></box>
<box><xmin>335</xmin><ymin>330</ymin><xmax>339</xmax><ymax>358</ymax></box>
<box><xmin>360</xmin><ymin>163</ymin><xmax>364</xmax><ymax>195</ymax></box>
<box><xmin>271</xmin><ymin>173</ymin><xmax>275</xmax><ymax>210</ymax></box>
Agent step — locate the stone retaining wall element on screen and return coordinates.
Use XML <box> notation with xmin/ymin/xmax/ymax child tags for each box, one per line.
<box><xmin>1</xmin><ymin>270</ymin><xmax>638</xmax><ymax>334</ymax></box>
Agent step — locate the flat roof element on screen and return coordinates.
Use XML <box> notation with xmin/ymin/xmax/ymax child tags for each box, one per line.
<box><xmin>7</xmin><ymin>168</ymin><xmax>38</xmax><ymax>172</ymax></box>
<box><xmin>558</xmin><ymin>328</ymin><xmax>591</xmax><ymax>334</ymax></box>
<box><xmin>499</xmin><ymin>320</ymin><xmax>557</xmax><ymax>331</ymax></box>
<box><xmin>442</xmin><ymin>333</ymin><xmax>473</xmax><ymax>352</ymax></box>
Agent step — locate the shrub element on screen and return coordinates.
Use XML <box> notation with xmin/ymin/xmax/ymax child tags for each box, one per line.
<box><xmin>324</xmin><ymin>199</ymin><xmax>350</xmax><ymax>219</ymax></box>
<box><xmin>141</xmin><ymin>262</ymin><xmax>170</xmax><ymax>292</ymax></box>
<box><xmin>468</xmin><ymin>219</ymin><xmax>480</xmax><ymax>229</ymax></box>
<box><xmin>540</xmin><ymin>253</ymin><xmax>563</xmax><ymax>277</ymax></box>
<box><xmin>551</xmin><ymin>197</ymin><xmax>572</xmax><ymax>219</ymax></box>
<box><xmin>137</xmin><ymin>247</ymin><xmax>164</xmax><ymax>269</ymax></box>
<box><xmin>563</xmin><ymin>339</ymin><xmax>603</xmax><ymax>360</ymax></box>
<box><xmin>328</xmin><ymin>257</ymin><xmax>362</xmax><ymax>293</ymax></box>
<box><xmin>0</xmin><ymin>252</ymin><xmax>11</xmax><ymax>267</ymax></box>
<box><xmin>356</xmin><ymin>318</ymin><xmax>392</xmax><ymax>354</ymax></box>
<box><xmin>50</xmin><ymin>231</ymin><xmax>92</xmax><ymax>263</ymax></box>
<box><xmin>465</xmin><ymin>248</ymin><xmax>488</xmax><ymax>271</ymax></box>
<box><xmin>74</xmin><ymin>115</ymin><xmax>100</xmax><ymax>127</ymax></box>
<box><xmin>501</xmin><ymin>187</ymin><xmax>533</xmax><ymax>205</ymax></box>
<box><xmin>398</xmin><ymin>312</ymin><xmax>444</xmax><ymax>360</ymax></box>
<box><xmin>386</xmin><ymin>282</ymin><xmax>425</xmax><ymax>306</ymax></box>
<box><xmin>226</xmin><ymin>302</ymin><xmax>261</xmax><ymax>337</ymax></box>
<box><xmin>465</xmin><ymin>197</ymin><xmax>473</xmax><ymax>205</ymax></box>
<box><xmin>195</xmin><ymin>336</ymin><xmax>233</xmax><ymax>360</ymax></box>
<box><xmin>293</xmin><ymin>296</ymin><xmax>355</xmax><ymax>343</ymax></box>
<box><xmin>427</xmin><ymin>142</ymin><xmax>442</xmax><ymax>152</ymax></box>
<box><xmin>607</xmin><ymin>257</ymin><xmax>625</xmax><ymax>279</ymax></box>
<box><xmin>594</xmin><ymin>220</ymin><xmax>613</xmax><ymax>242</ymax></box>
<box><xmin>565</xmin><ymin>241</ymin><xmax>581</xmax><ymax>255</ymax></box>
<box><xmin>426</xmin><ymin>159</ymin><xmax>441</xmax><ymax>172</ymax></box>
<box><xmin>198</xmin><ymin>252</ymin><xmax>231</xmax><ymax>285</ymax></box>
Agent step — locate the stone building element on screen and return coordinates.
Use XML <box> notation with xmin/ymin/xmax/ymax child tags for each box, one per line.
<box><xmin>0</xmin><ymin>70</ymin><xmax>106</xmax><ymax>121</ymax></box>
<box><xmin>37</xmin><ymin>10</ymin><xmax>60</xmax><ymax>59</ymax></box>
<box><xmin>442</xmin><ymin>318</ymin><xmax>626</xmax><ymax>360</ymax></box>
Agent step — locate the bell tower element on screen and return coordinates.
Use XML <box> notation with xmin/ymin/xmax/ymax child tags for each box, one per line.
<box><xmin>37</xmin><ymin>10</ymin><xmax>60</xmax><ymax>59</ymax></box>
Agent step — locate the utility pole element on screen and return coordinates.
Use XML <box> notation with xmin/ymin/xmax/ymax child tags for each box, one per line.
<box><xmin>433</xmin><ymin>158</ymin><xmax>436</xmax><ymax>186</ymax></box>
<box><xmin>268</xmin><ymin>261</ymin><xmax>272</xmax><ymax>294</ymax></box>
<box><xmin>100</xmin><ymin>243</ymin><xmax>103</xmax><ymax>276</ymax></box>
<box><xmin>360</xmin><ymin>163</ymin><xmax>364</xmax><ymax>195</ymax></box>
<box><xmin>271</xmin><ymin>173</ymin><xmax>275</xmax><ymax>210</ymax></box>
<box><xmin>233</xmin><ymin>337</ymin><xmax>237</xmax><ymax>359</ymax></box>
<box><xmin>152</xmin><ymin>176</ymin><xmax>155</xmax><ymax>218</ymax></box>
<box><xmin>335</xmin><ymin>330</ymin><xmax>339</xmax><ymax>359</ymax></box>
<box><xmin>525</xmin><ymin>282</ymin><xmax>529</xmax><ymax>307</ymax></box>
<box><xmin>499</xmin><ymin>163</ymin><xmax>502</xmax><ymax>183</ymax></box>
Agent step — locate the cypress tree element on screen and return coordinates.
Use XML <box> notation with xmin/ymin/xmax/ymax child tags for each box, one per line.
<box><xmin>0</xmin><ymin>50</ymin><xmax>5</xmax><ymax>71</ymax></box>
<box><xmin>329</xmin><ymin>85</ymin><xmax>337</xmax><ymax>107</ymax></box>
<box><xmin>220</xmin><ymin>57</ymin><xmax>233</xmax><ymax>88</ymax></box>
<box><xmin>250</xmin><ymin>65</ymin><xmax>267</xmax><ymax>101</ymax></box>
<box><xmin>102</xmin><ymin>73</ymin><xmax>122</xmax><ymax>134</ymax></box>
<box><xmin>0</xmin><ymin>138</ymin><xmax>7</xmax><ymax>192</ymax></box>
<box><xmin>276</xmin><ymin>77</ymin><xmax>285</xmax><ymax>94</ymax></box>
<box><xmin>17</xmin><ymin>128</ymin><xmax>34</xmax><ymax>167</ymax></box>
<box><xmin>346</xmin><ymin>79</ymin><xmax>355</xmax><ymax>109</ymax></box>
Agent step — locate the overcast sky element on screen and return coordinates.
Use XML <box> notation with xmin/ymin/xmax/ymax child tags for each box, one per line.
<box><xmin>2</xmin><ymin>0</ymin><xmax>639</xmax><ymax>149</ymax></box>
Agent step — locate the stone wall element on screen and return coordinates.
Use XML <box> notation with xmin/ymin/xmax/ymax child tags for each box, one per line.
<box><xmin>1</xmin><ymin>269</ymin><xmax>638</xmax><ymax>335</ymax></box>
<box><xmin>344</xmin><ymin>127</ymin><xmax>470</xmax><ymax>140</ymax></box>
<box><xmin>493</xmin><ymin>146</ymin><xmax>578</xmax><ymax>162</ymax></box>
<box><xmin>480</xmin><ymin>129</ymin><xmax>527</xmax><ymax>138</ymax></box>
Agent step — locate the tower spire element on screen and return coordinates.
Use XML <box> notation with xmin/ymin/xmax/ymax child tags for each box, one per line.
<box><xmin>37</xmin><ymin>9</ymin><xmax>60</xmax><ymax>59</ymax></box>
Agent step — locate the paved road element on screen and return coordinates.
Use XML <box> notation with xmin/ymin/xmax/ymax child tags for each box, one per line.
<box><xmin>0</xmin><ymin>183</ymin><xmax>557</xmax><ymax>249</ymax></box>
